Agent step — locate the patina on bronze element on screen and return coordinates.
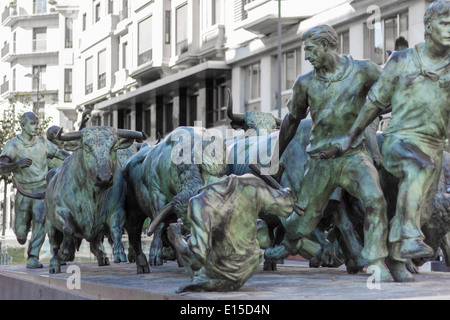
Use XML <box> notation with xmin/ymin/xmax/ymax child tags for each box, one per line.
<box><xmin>329</xmin><ymin>0</ymin><xmax>450</xmax><ymax>282</ymax></box>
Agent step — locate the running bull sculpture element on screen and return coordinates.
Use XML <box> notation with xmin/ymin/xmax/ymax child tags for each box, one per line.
<box><xmin>123</xmin><ymin>127</ymin><xmax>209</xmax><ymax>274</ymax></box>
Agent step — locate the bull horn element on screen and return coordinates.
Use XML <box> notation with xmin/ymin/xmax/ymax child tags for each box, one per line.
<box><xmin>226</xmin><ymin>88</ymin><xmax>244</xmax><ymax>123</ymax></box>
<box><xmin>57</xmin><ymin>128</ymin><xmax>82</xmax><ymax>141</ymax></box>
<box><xmin>147</xmin><ymin>202</ymin><xmax>174</xmax><ymax>237</ymax></box>
<box><xmin>117</xmin><ymin>129</ymin><xmax>147</xmax><ymax>141</ymax></box>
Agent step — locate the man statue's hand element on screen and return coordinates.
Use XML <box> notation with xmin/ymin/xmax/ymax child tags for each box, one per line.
<box><xmin>17</xmin><ymin>158</ymin><xmax>32</xmax><ymax>169</ymax></box>
<box><xmin>320</xmin><ymin>135</ymin><xmax>353</xmax><ymax>159</ymax></box>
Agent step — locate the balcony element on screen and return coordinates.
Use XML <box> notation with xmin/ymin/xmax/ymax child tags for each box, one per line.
<box><xmin>241</xmin><ymin>0</ymin><xmax>310</xmax><ymax>35</ymax></box>
<box><xmin>199</xmin><ymin>24</ymin><xmax>226</xmax><ymax>60</ymax></box>
<box><xmin>2</xmin><ymin>6</ymin><xmax>58</xmax><ymax>27</ymax></box>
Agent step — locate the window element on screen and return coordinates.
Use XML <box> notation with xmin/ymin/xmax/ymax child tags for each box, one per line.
<box><xmin>33</xmin><ymin>27</ymin><xmax>46</xmax><ymax>52</ymax></box>
<box><xmin>234</xmin><ymin>0</ymin><xmax>254</xmax><ymax>22</ymax></box>
<box><xmin>33</xmin><ymin>0</ymin><xmax>47</xmax><ymax>14</ymax></box>
<box><xmin>64</xmin><ymin>69</ymin><xmax>72</xmax><ymax>102</ymax></box>
<box><xmin>85</xmin><ymin>57</ymin><xmax>93</xmax><ymax>95</ymax></box>
<box><xmin>95</xmin><ymin>2</ymin><xmax>101</xmax><ymax>23</ymax></box>
<box><xmin>245</xmin><ymin>62</ymin><xmax>261</xmax><ymax>111</ymax></box>
<box><xmin>211</xmin><ymin>0</ymin><xmax>221</xmax><ymax>25</ymax></box>
<box><xmin>138</xmin><ymin>16</ymin><xmax>153</xmax><ymax>66</ymax></box>
<box><xmin>165</xmin><ymin>10</ymin><xmax>171</xmax><ymax>44</ymax></box>
<box><xmin>365</xmin><ymin>12</ymin><xmax>408</xmax><ymax>65</ymax></box>
<box><xmin>206</xmin><ymin>0</ymin><xmax>221</xmax><ymax>27</ymax></box>
<box><xmin>339</xmin><ymin>31</ymin><xmax>350</xmax><ymax>55</ymax></box>
<box><xmin>120</xmin><ymin>0</ymin><xmax>128</xmax><ymax>20</ymax></box>
<box><xmin>108</xmin><ymin>0</ymin><xmax>114</xmax><ymax>14</ymax></box>
<box><xmin>280</xmin><ymin>49</ymin><xmax>301</xmax><ymax>92</ymax></box>
<box><xmin>32</xmin><ymin>65</ymin><xmax>46</xmax><ymax>91</ymax></box>
<box><xmin>98</xmin><ymin>50</ymin><xmax>107</xmax><ymax>89</ymax></box>
<box><xmin>144</xmin><ymin>108</ymin><xmax>151</xmax><ymax>137</ymax></box>
<box><xmin>65</xmin><ymin>18</ymin><xmax>73</xmax><ymax>48</ymax></box>
<box><xmin>122</xmin><ymin>42</ymin><xmax>128</xmax><ymax>69</ymax></box>
<box><xmin>12</xmin><ymin>69</ymin><xmax>15</xmax><ymax>91</ymax></box>
<box><xmin>213</xmin><ymin>79</ymin><xmax>227</xmax><ymax>123</ymax></box>
<box><xmin>176</xmin><ymin>4</ymin><xmax>188</xmax><ymax>55</ymax></box>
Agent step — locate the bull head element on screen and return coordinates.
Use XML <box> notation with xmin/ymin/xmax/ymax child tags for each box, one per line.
<box><xmin>57</xmin><ymin>127</ymin><xmax>146</xmax><ymax>187</ymax></box>
<box><xmin>227</xmin><ymin>88</ymin><xmax>282</xmax><ymax>132</ymax></box>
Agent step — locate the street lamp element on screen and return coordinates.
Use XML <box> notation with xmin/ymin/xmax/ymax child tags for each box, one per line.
<box><xmin>25</xmin><ymin>71</ymin><xmax>41</xmax><ymax>115</ymax></box>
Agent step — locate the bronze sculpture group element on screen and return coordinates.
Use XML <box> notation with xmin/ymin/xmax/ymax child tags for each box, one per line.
<box><xmin>0</xmin><ymin>0</ymin><xmax>448</xmax><ymax>293</ymax></box>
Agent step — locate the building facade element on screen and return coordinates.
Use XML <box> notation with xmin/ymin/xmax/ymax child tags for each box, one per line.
<box><xmin>70</xmin><ymin>0</ymin><xmax>438</xmax><ymax>139</ymax></box>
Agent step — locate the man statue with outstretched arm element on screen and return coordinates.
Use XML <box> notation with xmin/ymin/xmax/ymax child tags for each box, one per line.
<box><xmin>330</xmin><ymin>0</ymin><xmax>449</xmax><ymax>282</ymax></box>
<box><xmin>0</xmin><ymin>112</ymin><xmax>69</xmax><ymax>268</ymax></box>
<box><xmin>271</xmin><ymin>24</ymin><xmax>396</xmax><ymax>281</ymax></box>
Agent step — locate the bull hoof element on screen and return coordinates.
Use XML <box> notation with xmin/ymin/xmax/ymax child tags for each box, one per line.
<box><xmin>136</xmin><ymin>254</ymin><xmax>151</xmax><ymax>274</ymax></box>
<box><xmin>26</xmin><ymin>257</ymin><xmax>43</xmax><ymax>269</ymax></box>
<box><xmin>49</xmin><ymin>258</ymin><xmax>61</xmax><ymax>274</ymax></box>
<box><xmin>346</xmin><ymin>258</ymin><xmax>366</xmax><ymax>274</ymax></box>
<box><xmin>263</xmin><ymin>260</ymin><xmax>277</xmax><ymax>271</ymax></box>
<box><xmin>127</xmin><ymin>247</ymin><xmax>136</xmax><ymax>263</ymax></box>
<box><xmin>346</xmin><ymin>265</ymin><xmax>364</xmax><ymax>274</ymax></box>
<box><xmin>386</xmin><ymin>259</ymin><xmax>415</xmax><ymax>283</ymax></box>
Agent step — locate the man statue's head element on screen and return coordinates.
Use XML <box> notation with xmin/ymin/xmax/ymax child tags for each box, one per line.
<box><xmin>302</xmin><ymin>25</ymin><xmax>339</xmax><ymax>69</ymax></box>
<box><xmin>424</xmin><ymin>0</ymin><xmax>450</xmax><ymax>47</ymax></box>
<box><xmin>194</xmin><ymin>136</ymin><xmax>227</xmax><ymax>179</ymax></box>
<box><xmin>19</xmin><ymin>112</ymin><xmax>39</xmax><ymax>137</ymax></box>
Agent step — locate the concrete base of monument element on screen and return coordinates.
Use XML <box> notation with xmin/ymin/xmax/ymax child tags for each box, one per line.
<box><xmin>2</xmin><ymin>260</ymin><xmax>450</xmax><ymax>300</ymax></box>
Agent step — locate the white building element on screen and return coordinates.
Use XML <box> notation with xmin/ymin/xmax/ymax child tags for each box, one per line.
<box><xmin>0</xmin><ymin>0</ymin><xmax>78</xmax><ymax>129</ymax></box>
<box><xmin>0</xmin><ymin>0</ymin><xmax>437</xmax><ymax>135</ymax></box>
<box><xmin>69</xmin><ymin>0</ymin><xmax>435</xmax><ymax>140</ymax></box>
<box><xmin>0</xmin><ymin>0</ymin><xmax>442</xmax><ymax>234</ymax></box>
